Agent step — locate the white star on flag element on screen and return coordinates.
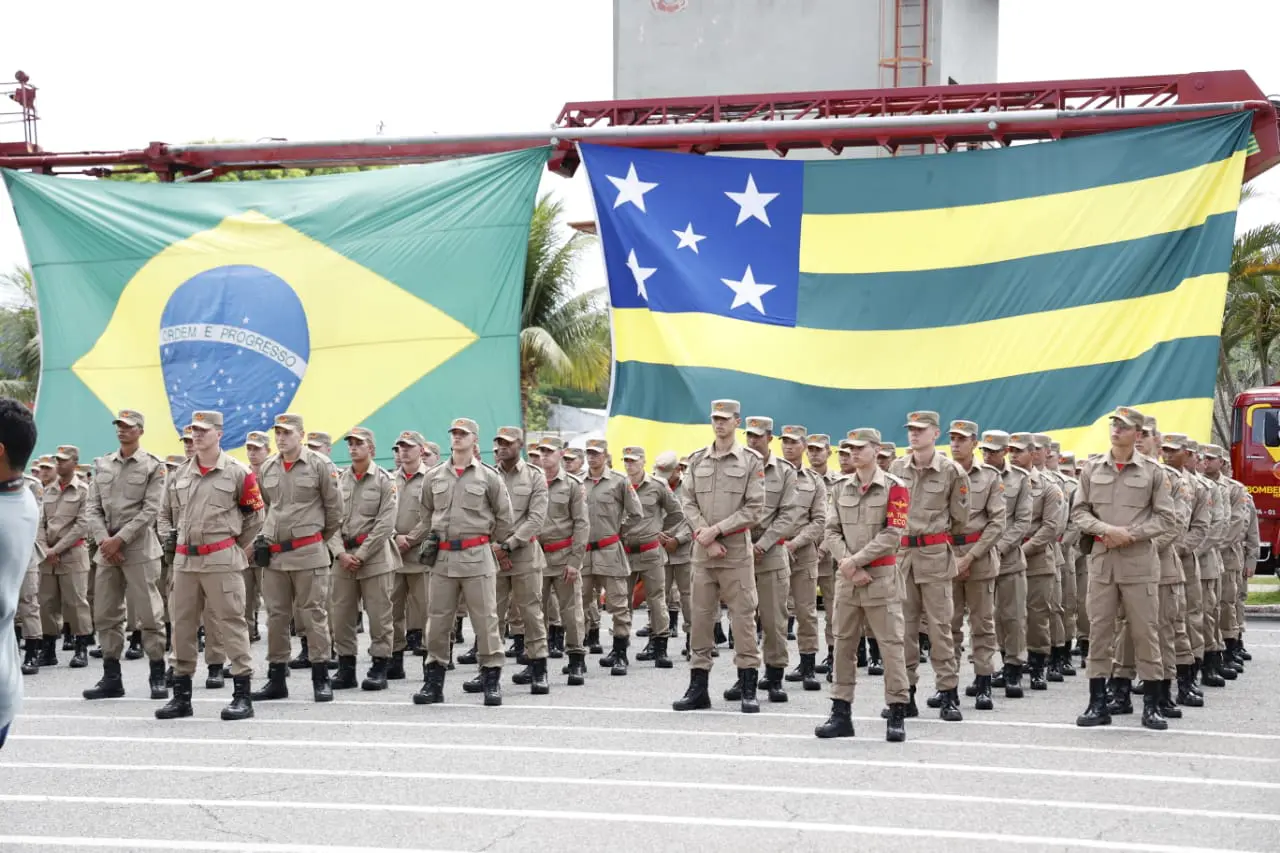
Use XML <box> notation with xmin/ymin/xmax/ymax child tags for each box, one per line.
<box><xmin>607</xmin><ymin>163</ymin><xmax>659</xmax><ymax>212</ymax></box>
<box><xmin>672</xmin><ymin>222</ymin><xmax>706</xmax><ymax>254</ymax></box>
<box><xmin>725</xmin><ymin>174</ymin><xmax>779</xmax><ymax>227</ymax></box>
<box><xmin>626</xmin><ymin>249</ymin><xmax>657</xmax><ymax>300</ymax></box>
<box><xmin>721</xmin><ymin>266</ymin><xmax>776</xmax><ymax>315</ymax></box>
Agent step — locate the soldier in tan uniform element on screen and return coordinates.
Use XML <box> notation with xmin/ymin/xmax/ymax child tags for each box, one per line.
<box><xmin>777</xmin><ymin>425</ymin><xmax>825</xmax><ymax>691</ymax></box>
<box><xmin>944</xmin><ymin>421</ymin><xmax>1006</xmax><ymax>710</ymax></box>
<box><xmin>1040</xmin><ymin>438</ymin><xmax>1077</xmax><ymax>679</ymax></box>
<box><xmin>1192</xmin><ymin>444</ymin><xmax>1231</xmax><ymax>686</ymax></box>
<box><xmin>1204</xmin><ymin>445</ymin><xmax>1250</xmax><ymax>672</ymax></box>
<box><xmin>536</xmin><ymin>436</ymin><xmax>590</xmax><ymax>684</ymax></box>
<box><xmin>1159</xmin><ymin>434</ymin><xmax>1208</xmax><ymax>707</ymax></box>
<box><xmin>888</xmin><ymin>411</ymin><xmax>968</xmax><ymax>720</ymax></box>
<box><xmin>38</xmin><ymin>445</ymin><xmax>93</xmax><ymax>668</ymax></box>
<box><xmin>1055</xmin><ymin>449</ymin><xmax>1085</xmax><ymax>665</ymax></box>
<box><xmin>979</xmin><ymin>431</ymin><xmax>1032</xmax><ymax>697</ymax></box>
<box><xmin>409</xmin><ymin>417</ymin><xmax>514</xmax><ymax>706</ymax></box>
<box><xmin>802</xmin><ymin>434</ymin><xmax>841</xmax><ymax>677</ymax></box>
<box><xmin>619</xmin><ymin>445</ymin><xmax>681</xmax><ymax>670</ymax></box>
<box><xmin>816</xmin><ymin>428</ymin><xmax>910</xmax><ymax>742</ymax></box>
<box><xmin>243</xmin><ymin>430</ymin><xmax>273</xmax><ymax>642</ymax></box>
<box><xmin>1072</xmin><ymin>406</ymin><xmax>1176</xmax><ymax>730</ymax></box>
<box><xmin>563</xmin><ymin>448</ymin><xmax>585</xmax><ymax>478</ymax></box>
<box><xmin>82</xmin><ymin>410</ymin><xmax>169</xmax><ymax>702</ymax></box>
<box><xmin>17</xmin><ymin>472</ymin><xmax>45</xmax><ymax>674</ymax></box>
<box><xmin>252</xmin><ymin>413</ymin><xmax>343</xmax><ymax>703</ymax></box>
<box><xmin>154</xmin><ymin>410</ymin><xmax>265</xmax><ymax>721</ymax></box>
<box><xmin>390</xmin><ymin>431</ymin><xmax>431</xmax><ymax>676</ymax></box>
<box><xmin>653</xmin><ymin>451</ymin><xmax>693</xmax><ymax>658</ymax></box>
<box><xmin>1012</xmin><ymin>433</ymin><xmax>1064</xmax><ymax>691</ymax></box>
<box><xmin>672</xmin><ymin>399</ymin><xmax>766</xmax><ymax>714</ymax></box>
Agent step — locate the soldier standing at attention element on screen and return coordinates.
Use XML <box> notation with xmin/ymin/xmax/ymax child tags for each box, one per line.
<box><xmin>888</xmin><ymin>411</ymin><xmax>969</xmax><ymax>721</ymax></box>
<box><xmin>1159</xmin><ymin>435</ymin><xmax>1208</xmax><ymax>707</ymax></box>
<box><xmin>155</xmin><ymin>411</ymin><xmax>264</xmax><ymax>721</ymax></box>
<box><xmin>1012</xmin><ymin>433</ymin><xmax>1064</xmax><ymax>691</ymax></box>
<box><xmin>82</xmin><ymin>410</ymin><xmax>169</xmax><ymax>702</ymax></box>
<box><xmin>777</xmin><ymin>426</ymin><xmax>825</xmax><ymax>691</ymax></box>
<box><xmin>1191</xmin><ymin>443</ymin><xmax>1230</xmax><ymax>687</ymax></box>
<box><xmin>38</xmin><ymin>446</ymin><xmax>92</xmax><ymax>669</ymax></box>
<box><xmin>390</xmin><ymin>431</ymin><xmax>431</xmax><ymax>675</ymax></box>
<box><xmin>943</xmin><ymin>421</ymin><xmax>1005</xmax><ymax>711</ymax></box>
<box><xmin>1204</xmin><ymin>445</ymin><xmax>1250</xmax><ymax>672</ymax></box>
<box><xmin>1072</xmin><ymin>406</ymin><xmax>1175</xmax><ymax>730</ymax></box>
<box><xmin>410</xmin><ymin>418</ymin><xmax>514</xmax><ymax>707</ymax></box>
<box><xmin>816</xmin><ymin>428</ymin><xmax>910</xmax><ymax>742</ymax></box>
<box><xmin>243</xmin><ymin>431</ymin><xmax>273</xmax><ymax>642</ymax></box>
<box><xmin>653</xmin><ymin>451</ymin><xmax>693</xmax><ymax>658</ymax></box>
<box><xmin>252</xmin><ymin>413</ymin><xmax>343</xmax><ymax>704</ymax></box>
<box><xmin>979</xmin><ymin>431</ymin><xmax>1032</xmax><ymax>698</ymax></box>
<box><xmin>580</xmin><ymin>439</ymin><xmax>643</xmax><ymax>675</ymax></box>
<box><xmin>564</xmin><ymin>449</ymin><xmax>585</xmax><ymax>479</ymax></box>
<box><xmin>672</xmin><ymin>399</ymin><xmax>766</xmax><ymax>714</ymax></box>
<box><xmin>536</xmin><ymin>436</ymin><xmax>590</xmax><ymax>685</ymax></box>
<box><xmin>330</xmin><ymin>427</ymin><xmax>399</xmax><ymax>691</ymax></box>
<box><xmin>800</xmin><ymin>434</ymin><xmax>840</xmax><ymax>678</ymax></box>
<box><xmin>619</xmin><ymin>445</ymin><xmax>681</xmax><ymax>670</ymax></box>
<box><xmin>1052</xmin><ymin>446</ymin><xmax>1082</xmax><ymax>675</ymax></box>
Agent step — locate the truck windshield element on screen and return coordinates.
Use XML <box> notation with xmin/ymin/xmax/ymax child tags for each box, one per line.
<box><xmin>1253</xmin><ymin>408</ymin><xmax>1280</xmax><ymax>448</ymax></box>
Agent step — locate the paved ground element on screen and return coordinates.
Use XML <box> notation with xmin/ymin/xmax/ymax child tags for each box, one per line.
<box><xmin>3</xmin><ymin>618</ymin><xmax>1279</xmax><ymax>853</ymax></box>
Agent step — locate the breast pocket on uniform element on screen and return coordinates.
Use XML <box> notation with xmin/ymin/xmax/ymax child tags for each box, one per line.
<box><xmin>722</xmin><ymin>464</ymin><xmax>748</xmax><ymax>496</ymax></box>
<box><xmin>1089</xmin><ymin>473</ymin><xmax>1116</xmax><ymax>506</ymax></box>
<box><xmin>124</xmin><ymin>470</ymin><xmax>149</xmax><ymax>501</ymax></box>
<box><xmin>175</xmin><ymin>478</ymin><xmax>193</xmax><ymax>508</ymax></box>
<box><xmin>510</xmin><ymin>484</ymin><xmax>532</xmax><ymax>513</ymax></box>
<box><xmin>922</xmin><ymin>479</ymin><xmax>946</xmax><ymax>506</ymax></box>
<box><xmin>461</xmin><ymin>483</ymin><xmax>487</xmax><ymax>511</ymax></box>
<box><xmin>837</xmin><ymin>493</ymin><xmax>861</xmax><ymax>527</ymax></box>
<box><xmin>209</xmin><ymin>479</ymin><xmax>236</xmax><ymax>509</ymax></box>
<box><xmin>1118</xmin><ymin>472</ymin><xmax>1151</xmax><ymax>507</ymax></box>
<box><xmin>294</xmin><ymin>473</ymin><xmax>319</xmax><ymax>500</ymax></box>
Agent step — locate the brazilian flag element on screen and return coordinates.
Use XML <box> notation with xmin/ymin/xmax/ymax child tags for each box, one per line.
<box><xmin>3</xmin><ymin>147</ymin><xmax>549</xmax><ymax>465</ymax></box>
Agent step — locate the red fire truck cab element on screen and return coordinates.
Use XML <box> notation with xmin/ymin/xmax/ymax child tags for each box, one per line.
<box><xmin>1230</xmin><ymin>386</ymin><xmax>1280</xmax><ymax>573</ymax></box>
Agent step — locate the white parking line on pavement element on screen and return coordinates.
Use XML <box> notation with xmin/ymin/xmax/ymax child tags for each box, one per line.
<box><xmin>9</xmin><ymin>734</ymin><xmax>1278</xmax><ymax>790</ymax></box>
<box><xmin>4</xmin><ymin>761</ymin><xmax>1277</xmax><ymax>824</ymax></box>
<box><xmin>20</xmin><ymin>713</ymin><xmax>1280</xmax><ymax>765</ymax></box>
<box><xmin>20</xmin><ymin>695</ymin><xmax>1280</xmax><ymax>741</ymax></box>
<box><xmin>0</xmin><ymin>839</ymin><xmax>461</xmax><ymax>853</ymax></box>
<box><xmin>0</xmin><ymin>796</ymin><xmax>1261</xmax><ymax>853</ymax></box>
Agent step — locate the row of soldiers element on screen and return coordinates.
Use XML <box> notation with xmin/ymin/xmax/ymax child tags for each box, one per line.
<box><xmin>11</xmin><ymin>400</ymin><xmax>1259</xmax><ymax>740</ymax></box>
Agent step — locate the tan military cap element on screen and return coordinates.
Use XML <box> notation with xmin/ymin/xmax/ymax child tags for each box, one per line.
<box><xmin>449</xmin><ymin>418</ymin><xmax>478</xmax><ymax>435</ymax></box>
<box><xmin>585</xmin><ymin>438</ymin><xmax>608</xmax><ymax>453</ymax></box>
<box><xmin>948</xmin><ymin>420</ymin><xmax>978</xmax><ymax>438</ymax></box>
<box><xmin>53</xmin><ymin>444</ymin><xmax>79</xmax><ymax>461</ymax></box>
<box><xmin>538</xmin><ymin>436</ymin><xmax>566</xmax><ymax>452</ymax></box>
<box><xmin>1185</xmin><ymin>439</ymin><xmax>1200</xmax><ymax>454</ymax></box>
<box><xmin>563</xmin><ymin>447</ymin><xmax>582</xmax><ymax>460</ymax></box>
<box><xmin>527</xmin><ymin>446</ymin><xmax>543</xmax><ymax>458</ymax></box>
<box><xmin>652</xmin><ymin>450</ymin><xmax>679</xmax><ymax>473</ymax></box>
<box><xmin>778</xmin><ymin>425</ymin><xmax>806</xmax><ymax>443</ymax></box>
<box><xmin>805</xmin><ymin>434</ymin><xmax>831</xmax><ymax>449</ymax></box>
<box><xmin>906</xmin><ymin>411</ymin><xmax>940</xmax><ymax>429</ymax></box>
<box><xmin>394</xmin><ymin>430</ymin><xmax>426</xmax><ymax>448</ymax></box>
<box><xmin>1008</xmin><ymin>432</ymin><xmax>1034</xmax><ymax>451</ymax></box>
<box><xmin>1110</xmin><ymin>406</ymin><xmax>1144</xmax><ymax>427</ymax></box>
<box><xmin>424</xmin><ymin>441</ymin><xmax>441</xmax><ymax>455</ymax></box>
<box><xmin>76</xmin><ymin>464</ymin><xmax>92</xmax><ymax>476</ymax></box>
<box><xmin>841</xmin><ymin>427</ymin><xmax>881</xmax><ymax>448</ymax></box>
<box><xmin>1161</xmin><ymin>433</ymin><xmax>1188</xmax><ymax>451</ymax></box>
<box><xmin>493</xmin><ymin>426</ymin><xmax>523</xmax><ymax>444</ymax></box>
<box><xmin>678</xmin><ymin>455</ymin><xmax>691</xmax><ymax>469</ymax></box>
<box><xmin>1060</xmin><ymin>451</ymin><xmax>1076</xmax><ymax>464</ymax></box>
<box><xmin>36</xmin><ymin>455</ymin><xmax>55</xmax><ymax>469</ymax></box>
<box><xmin>744</xmin><ymin>416</ymin><xmax>773</xmax><ymax>436</ymax></box>
<box><xmin>112</xmin><ymin>409</ymin><xmax>145</xmax><ymax>428</ymax></box>
<box><xmin>273</xmin><ymin>413</ymin><xmax>303</xmax><ymax>434</ymax></box>
<box><xmin>979</xmin><ymin>430</ymin><xmax>1010</xmax><ymax>451</ymax></box>
<box><xmin>1049</xmin><ymin>441</ymin><xmax>1061</xmax><ymax>453</ymax></box>
<box><xmin>181</xmin><ymin>426</ymin><xmax>194</xmax><ymax>441</ymax></box>
<box><xmin>1031</xmin><ymin>433</ymin><xmax>1051</xmax><ymax>449</ymax></box>
<box><xmin>1203</xmin><ymin>444</ymin><xmax>1225</xmax><ymax>460</ymax></box>
<box><xmin>306</xmin><ymin>432</ymin><xmax>332</xmax><ymax>448</ymax></box>
<box><xmin>1142</xmin><ymin>415</ymin><xmax>1159</xmax><ymax>432</ymax></box>
<box><xmin>245</xmin><ymin>431</ymin><xmax>270</xmax><ymax>448</ymax></box>
<box><xmin>878</xmin><ymin>441</ymin><xmax>897</xmax><ymax>458</ymax></box>
<box><xmin>164</xmin><ymin>454</ymin><xmax>185</xmax><ymax>467</ymax></box>
<box><xmin>710</xmin><ymin>399</ymin><xmax>740</xmax><ymax>418</ymax></box>
<box><xmin>189</xmin><ymin>411</ymin><xmax>223</xmax><ymax>429</ymax></box>
<box><xmin>622</xmin><ymin>446</ymin><xmax>645</xmax><ymax>461</ymax></box>
<box><xmin>344</xmin><ymin>426</ymin><xmax>375</xmax><ymax>444</ymax></box>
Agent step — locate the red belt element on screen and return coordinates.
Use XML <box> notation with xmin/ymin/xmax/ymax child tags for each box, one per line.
<box><xmin>625</xmin><ymin>539</ymin><xmax>661</xmax><ymax>555</ymax></box>
<box><xmin>542</xmin><ymin>536</ymin><xmax>576</xmax><ymax>554</ymax></box>
<box><xmin>952</xmin><ymin>532</ymin><xmax>982</xmax><ymax>546</ymax></box>
<box><xmin>177</xmin><ymin>537</ymin><xmax>237</xmax><ymax>557</ymax></box>
<box><xmin>868</xmin><ymin>555</ymin><xmax>897</xmax><ymax>568</ymax></box>
<box><xmin>438</xmin><ymin>535</ymin><xmax>491</xmax><ymax>551</ymax></box>
<box><xmin>901</xmin><ymin>533</ymin><xmax>950</xmax><ymax>548</ymax></box>
<box><xmin>71</xmin><ymin>539</ymin><xmax>85</xmax><ymax>548</ymax></box>
<box><xmin>343</xmin><ymin>532</ymin><xmax>369</xmax><ymax>549</ymax></box>
<box><xmin>720</xmin><ymin>526</ymin><xmax>749</xmax><ymax>537</ymax></box>
<box><xmin>270</xmin><ymin>532</ymin><xmax>325</xmax><ymax>554</ymax></box>
<box><xmin>587</xmin><ymin>534</ymin><xmax>620</xmax><ymax>552</ymax></box>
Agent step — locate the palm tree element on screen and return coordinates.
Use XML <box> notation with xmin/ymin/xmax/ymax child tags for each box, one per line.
<box><xmin>0</xmin><ymin>265</ymin><xmax>40</xmax><ymax>405</ymax></box>
<box><xmin>520</xmin><ymin>192</ymin><xmax>610</xmax><ymax>426</ymax></box>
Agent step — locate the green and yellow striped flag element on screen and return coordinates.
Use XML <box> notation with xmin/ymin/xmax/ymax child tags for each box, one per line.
<box><xmin>581</xmin><ymin>113</ymin><xmax>1251</xmax><ymax>457</ymax></box>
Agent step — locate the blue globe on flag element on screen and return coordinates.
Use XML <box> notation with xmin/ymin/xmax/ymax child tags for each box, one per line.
<box><xmin>160</xmin><ymin>265</ymin><xmax>310</xmax><ymax>448</ymax></box>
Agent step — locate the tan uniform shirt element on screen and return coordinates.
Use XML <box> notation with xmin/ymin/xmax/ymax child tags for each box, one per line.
<box><xmin>1022</xmin><ymin>468</ymin><xmax>1064</xmax><ymax>577</ymax></box>
<box><xmin>1058</xmin><ymin>474</ymin><xmax>1081</xmax><ymax>564</ymax></box>
<box><xmin>1154</xmin><ymin>460</ymin><xmax>1189</xmax><ymax>585</ymax></box>
<box><xmin>957</xmin><ymin>461</ymin><xmax>1007</xmax><ymax>581</ymax></box>
<box><xmin>85</xmin><ymin>448</ymin><xmax>166</xmax><ymax>566</ymax></box>
<box><xmin>582</xmin><ymin>468</ymin><xmax>643</xmax><ymax>578</ymax></box>
<box><xmin>680</xmin><ymin>442</ymin><xmax>766</xmax><ymax>571</ymax></box>
<box><xmin>1217</xmin><ymin>476</ymin><xmax>1250</xmax><ymax>573</ymax></box>
<box><xmin>1244</xmin><ymin>500</ymin><xmax>1261</xmax><ymax>570</ymax></box>
<box><xmin>888</xmin><ymin>450</ymin><xmax>971</xmax><ymax>581</ymax></box>
<box><xmin>996</xmin><ymin>463</ymin><xmax>1033</xmax><ymax>575</ymax></box>
<box><xmin>1070</xmin><ymin>452</ymin><xmax>1176</xmax><ymax>585</ymax></box>
<box><xmin>621</xmin><ymin>474</ymin><xmax>683</xmax><ymax>570</ymax></box>
<box><xmin>1175</xmin><ymin>467</ymin><xmax>1209</xmax><ymax>582</ymax></box>
<box><xmin>814</xmin><ymin>469</ymin><xmax>844</xmax><ymax>572</ymax></box>
<box><xmin>393</xmin><ymin>464</ymin><xmax>429</xmax><ymax>574</ymax></box>
<box><xmin>409</xmin><ymin>457</ymin><xmax>514</xmax><ymax>579</ymax></box>
<box><xmin>1194</xmin><ymin>472</ymin><xmax>1225</xmax><ymax>580</ymax></box>
<box><xmin>331</xmin><ymin>464</ymin><xmax>400</xmax><ymax>578</ymax></box>
<box><xmin>822</xmin><ymin>468</ymin><xmax>909</xmax><ymax>603</ymax></box>
<box><xmin>25</xmin><ymin>475</ymin><xmax>45</xmax><ymax>570</ymax></box>
<box><xmin>750</xmin><ymin>455</ymin><xmax>802</xmax><ymax>574</ymax></box>
<box><xmin>40</xmin><ymin>477</ymin><xmax>90</xmax><ymax>575</ymax></box>
<box><xmin>259</xmin><ymin>449</ymin><xmax>344</xmax><ymax>571</ymax></box>
<box><xmin>497</xmin><ymin>459</ymin><xmax>548</xmax><ymax>575</ymax></box>
<box><xmin>662</xmin><ymin>476</ymin><xmax>695</xmax><ymax>567</ymax></box>
<box><xmin>171</xmin><ymin>453</ymin><xmax>264</xmax><ymax>573</ymax></box>
<box><xmin>540</xmin><ymin>467</ymin><xmax>589</xmax><ymax>571</ymax></box>
<box><xmin>786</xmin><ymin>467</ymin><xmax>828</xmax><ymax>572</ymax></box>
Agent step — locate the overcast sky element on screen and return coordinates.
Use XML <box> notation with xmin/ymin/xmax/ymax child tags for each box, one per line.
<box><xmin>3</xmin><ymin>0</ymin><xmax>1279</xmax><ymax>297</ymax></box>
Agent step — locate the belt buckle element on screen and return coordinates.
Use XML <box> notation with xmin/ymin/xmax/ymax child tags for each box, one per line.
<box><xmin>448</xmin><ymin>539</ymin><xmax>464</xmax><ymax>551</ymax></box>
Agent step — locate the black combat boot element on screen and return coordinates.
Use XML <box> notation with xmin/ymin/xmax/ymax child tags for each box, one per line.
<box><xmin>249</xmin><ymin>614</ymin><xmax>260</xmax><ymax>643</ymax></box>
<box><xmin>965</xmin><ymin>676</ymin><xmax>980</xmax><ymax>698</ymax></box>
<box><xmin>723</xmin><ymin>675</ymin><xmax>743</xmax><ymax>701</ymax></box>
<box><xmin>362</xmin><ymin>657</ymin><xmax>389</xmax><ymax>691</ymax></box>
<box><xmin>312</xmin><ymin>661</ymin><xmax>333</xmax><ymax>703</ymax></box>
<box><xmin>251</xmin><ymin>662</ymin><xmax>289</xmax><ymax>700</ymax></box>
<box><xmin>125</xmin><ymin>630</ymin><xmax>144</xmax><ymax>660</ymax></box>
<box><xmin>636</xmin><ymin>639</ymin><xmax>655</xmax><ymax>662</ymax></box>
<box><xmin>610</xmin><ymin>636</ymin><xmax>629</xmax><ymax>676</ymax></box>
<box><xmin>926</xmin><ymin>690</ymin><xmax>944</xmax><ymax>709</ymax></box>
<box><xmin>1200</xmin><ymin>652</ymin><xmax>1226</xmax><ymax>687</ymax></box>
<box><xmin>165</xmin><ymin>622</ymin><xmax>172</xmax><ymax>652</ymax></box>
<box><xmin>857</xmin><ymin>636</ymin><xmax>868</xmax><ymax>668</ymax></box>
<box><xmin>566</xmin><ymin>651</ymin><xmax>587</xmax><ymax>686</ymax></box>
<box><xmin>463</xmin><ymin>671</ymin><xmax>485</xmax><ymax>693</ymax></box>
<box><xmin>991</xmin><ymin>654</ymin><xmax>1006</xmax><ymax>688</ymax></box>
<box><xmin>815</xmin><ymin>644</ymin><xmax>833</xmax><ymax>675</ymax></box>
<box><xmin>1076</xmin><ymin>677</ymin><xmax>1112</xmax><ymax>727</ymax></box>
<box><xmin>413</xmin><ymin>661</ymin><xmax>446</xmax><ymax>705</ymax></box>
<box><xmin>668</xmin><ymin>609</ymin><xmax>680</xmax><ymax>640</ymax></box>
<box><xmin>761</xmin><ymin>665</ymin><xmax>788</xmax><ymax>703</ymax></box>
<box><xmin>511</xmin><ymin>664</ymin><xmax>534</xmax><ymax>685</ymax></box>
<box><xmin>598</xmin><ymin>635</ymin><xmax>618</xmax><ymax>668</ymax></box>
<box><xmin>651</xmin><ymin>636</ymin><xmax>673</xmax><ymax>669</ymax></box>
<box><xmin>387</xmin><ymin>651</ymin><xmax>406</xmax><ymax>680</ymax></box>
<box><xmin>165</xmin><ymin>666</ymin><xmax>174</xmax><ymax>688</ymax></box>
<box><xmin>21</xmin><ymin>638</ymin><xmax>39</xmax><ymax>675</ymax></box>
<box><xmin>885</xmin><ymin>702</ymin><xmax>907</xmax><ymax>743</ymax></box>
<box><xmin>548</xmin><ymin>625</ymin><xmax>565</xmax><ymax>659</ymax></box>
<box><xmin>683</xmin><ymin>633</ymin><xmax>692</xmax><ymax>660</ymax></box>
<box><xmin>155</xmin><ymin>674</ymin><xmax>193</xmax><ymax>719</ymax></box>
<box><xmin>406</xmin><ymin>628</ymin><xmax>423</xmax><ymax>657</ymax></box>
<box><xmin>1046</xmin><ymin>647</ymin><xmax>1064</xmax><ymax>682</ymax></box>
<box><xmin>938</xmin><ymin>687</ymin><xmax>963</xmax><ymax>722</ymax></box>
<box><xmin>867</xmin><ymin>639</ymin><xmax>884</xmax><ymax>676</ymax></box>
<box><xmin>453</xmin><ymin>616</ymin><xmax>465</xmax><ymax>646</ymax></box>
<box><xmin>506</xmin><ymin>634</ymin><xmax>525</xmax><ymax>664</ymax></box>
<box><xmin>1076</xmin><ymin>637</ymin><xmax>1089</xmax><ymax>659</ymax></box>
<box><xmin>713</xmin><ymin>619</ymin><xmax>728</xmax><ymax>648</ymax></box>
<box><xmin>1239</xmin><ymin>639</ymin><xmax>1253</xmax><ymax>661</ymax></box>
<box><xmin>1176</xmin><ymin>664</ymin><xmax>1204</xmax><ymax>707</ymax></box>
<box><xmin>798</xmin><ymin>652</ymin><xmax>821</xmax><ymax>691</ymax></box>
<box><xmin>1216</xmin><ymin>648</ymin><xmax>1238</xmax><ymax>681</ymax></box>
<box><xmin>739</xmin><ymin>667</ymin><xmax>760</xmax><ymax>714</ymax></box>
<box><xmin>38</xmin><ymin>635</ymin><xmax>58</xmax><ymax>667</ymax></box>
<box><xmin>221</xmin><ymin>675</ymin><xmax>254</xmax><ymax>721</ymax></box>
<box><xmin>204</xmin><ymin>663</ymin><xmax>225</xmax><ymax>690</ymax></box>
<box><xmin>332</xmin><ymin>655</ymin><xmax>358</xmax><ymax>690</ymax></box>
<box><xmin>82</xmin><ymin>657</ymin><xmax>126</xmax><ymax>699</ymax></box>
<box><xmin>457</xmin><ymin>643</ymin><xmax>478</xmax><ymax>665</ymax></box>
<box><xmin>786</xmin><ymin>616</ymin><xmax>796</xmax><ymax>641</ymax></box>
<box><xmin>1003</xmin><ymin>662</ymin><xmax>1024</xmax><ymax>698</ymax></box>
<box><xmin>1028</xmin><ymin>651</ymin><xmax>1048</xmax><ymax>690</ymax></box>
<box><xmin>1225</xmin><ymin>638</ymin><xmax>1245</xmax><ymax>672</ymax></box>
<box><xmin>61</xmin><ymin>623</ymin><xmax>73</xmax><ymax>650</ymax></box>
<box><xmin>1158</xmin><ymin>679</ymin><xmax>1181</xmax><ymax>719</ymax></box>
<box><xmin>673</xmin><ymin>668</ymin><xmax>711</xmax><ymax>711</ymax></box>
<box><xmin>637</xmin><ymin>624</ymin><xmax>651</xmax><ymax>638</ymax></box>
<box><xmin>974</xmin><ymin>674</ymin><xmax>994</xmax><ymax>710</ymax></box>
<box><xmin>1107</xmin><ymin>677</ymin><xmax>1134</xmax><ymax>714</ymax></box>
<box><xmin>814</xmin><ymin>699</ymin><xmax>854</xmax><ymax>739</ymax></box>
<box><xmin>481</xmin><ymin>665</ymin><xmax>503</xmax><ymax>706</ymax></box>
<box><xmin>530</xmin><ymin>658</ymin><xmax>550</xmax><ymax>695</ymax></box>
<box><xmin>288</xmin><ymin>636</ymin><xmax>311</xmax><ymax>670</ymax></box>
<box><xmin>1141</xmin><ymin>685</ymin><xmax>1168</xmax><ymax>731</ymax></box>
<box><xmin>1058</xmin><ymin>645</ymin><xmax>1077</xmax><ymax>676</ymax></box>
<box><xmin>148</xmin><ymin>659</ymin><xmax>168</xmax><ymax>700</ymax></box>
<box><xmin>587</xmin><ymin>626</ymin><xmax>603</xmax><ymax>654</ymax></box>
<box><xmin>69</xmin><ymin>635</ymin><xmax>90</xmax><ymax>669</ymax></box>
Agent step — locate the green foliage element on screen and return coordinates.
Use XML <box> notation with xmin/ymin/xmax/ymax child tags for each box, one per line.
<box><xmin>539</xmin><ymin>384</ymin><xmax>608</xmax><ymax>410</ymax></box>
<box><xmin>0</xmin><ymin>265</ymin><xmax>40</xmax><ymax>404</ymax></box>
<box><xmin>524</xmin><ymin>387</ymin><xmax>551</xmax><ymax>432</ymax></box>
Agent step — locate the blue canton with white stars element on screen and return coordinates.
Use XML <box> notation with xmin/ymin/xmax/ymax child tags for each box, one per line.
<box><xmin>579</xmin><ymin>144</ymin><xmax>804</xmax><ymax>327</ymax></box>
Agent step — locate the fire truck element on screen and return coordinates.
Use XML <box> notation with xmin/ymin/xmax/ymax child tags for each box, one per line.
<box><xmin>1230</xmin><ymin>386</ymin><xmax>1280</xmax><ymax>573</ymax></box>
